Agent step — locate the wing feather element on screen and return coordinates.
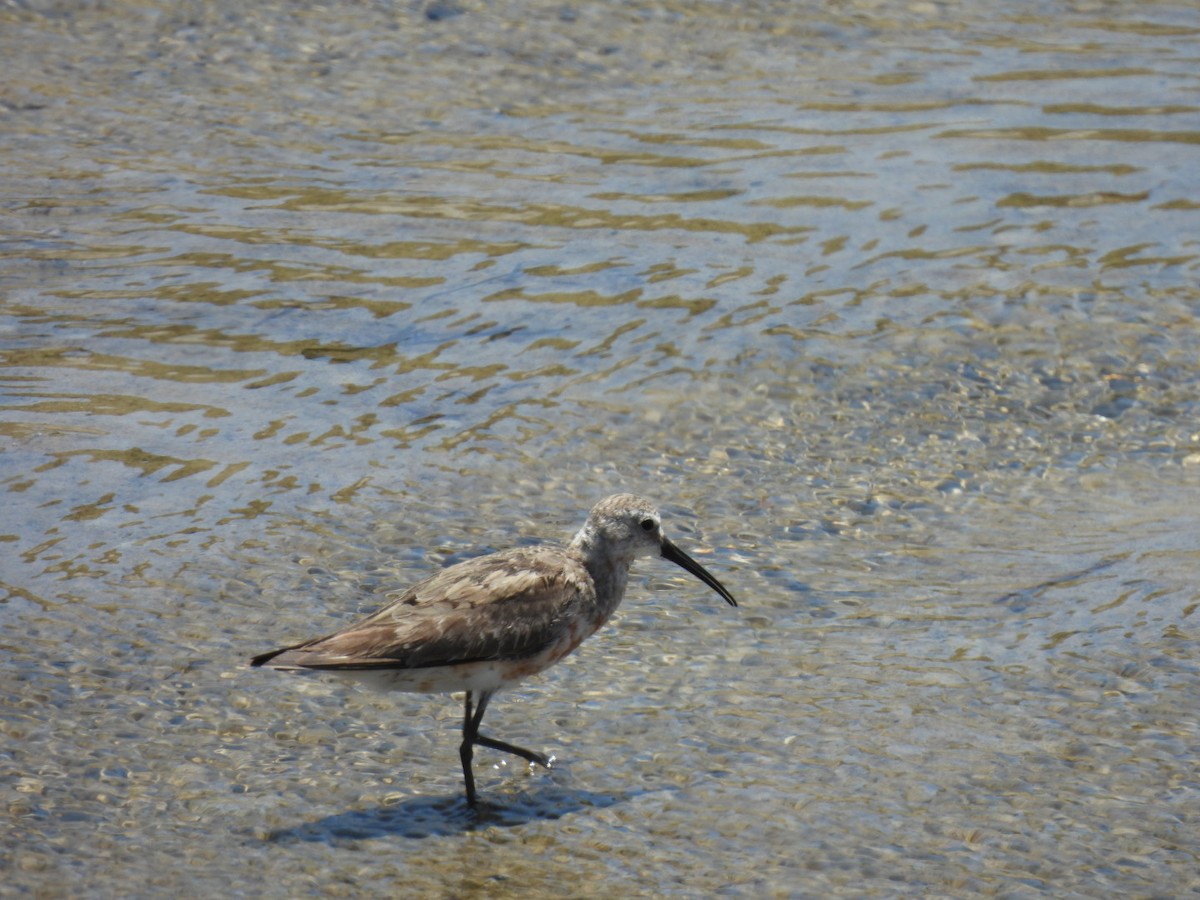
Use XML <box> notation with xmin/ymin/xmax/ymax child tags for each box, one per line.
<box><xmin>252</xmin><ymin>547</ymin><xmax>592</xmax><ymax>671</ymax></box>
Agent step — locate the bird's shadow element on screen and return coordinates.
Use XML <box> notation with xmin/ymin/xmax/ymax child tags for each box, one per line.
<box><xmin>260</xmin><ymin>781</ymin><xmax>649</xmax><ymax>843</ymax></box>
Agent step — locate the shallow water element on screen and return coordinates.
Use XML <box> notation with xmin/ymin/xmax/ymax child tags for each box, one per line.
<box><xmin>3</xmin><ymin>0</ymin><xmax>1199</xmax><ymax>896</ymax></box>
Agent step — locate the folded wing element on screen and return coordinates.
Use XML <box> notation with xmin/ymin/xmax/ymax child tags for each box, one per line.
<box><xmin>251</xmin><ymin>547</ymin><xmax>592</xmax><ymax>671</ymax></box>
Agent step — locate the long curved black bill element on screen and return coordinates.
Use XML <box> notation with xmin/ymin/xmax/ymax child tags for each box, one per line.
<box><xmin>661</xmin><ymin>537</ymin><xmax>738</xmax><ymax>607</ymax></box>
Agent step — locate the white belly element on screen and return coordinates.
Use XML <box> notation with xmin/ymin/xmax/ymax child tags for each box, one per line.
<box><xmin>323</xmin><ymin>661</ymin><xmax>513</xmax><ymax>695</ymax></box>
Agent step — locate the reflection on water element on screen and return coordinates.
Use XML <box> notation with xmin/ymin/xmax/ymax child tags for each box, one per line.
<box><xmin>3</xmin><ymin>0</ymin><xmax>1199</xmax><ymax>896</ymax></box>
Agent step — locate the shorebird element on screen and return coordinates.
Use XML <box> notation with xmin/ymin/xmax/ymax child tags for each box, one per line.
<box><xmin>251</xmin><ymin>493</ymin><xmax>737</xmax><ymax>807</ymax></box>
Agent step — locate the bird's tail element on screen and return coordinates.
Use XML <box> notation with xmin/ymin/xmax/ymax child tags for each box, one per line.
<box><xmin>250</xmin><ymin>646</ymin><xmax>292</xmax><ymax>667</ymax></box>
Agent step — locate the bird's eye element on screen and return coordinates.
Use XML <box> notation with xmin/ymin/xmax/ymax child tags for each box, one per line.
<box><xmin>640</xmin><ymin>518</ymin><xmax>656</xmax><ymax>532</ymax></box>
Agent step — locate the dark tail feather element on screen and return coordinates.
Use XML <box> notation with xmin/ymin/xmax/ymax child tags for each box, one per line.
<box><xmin>250</xmin><ymin>646</ymin><xmax>291</xmax><ymax>667</ymax></box>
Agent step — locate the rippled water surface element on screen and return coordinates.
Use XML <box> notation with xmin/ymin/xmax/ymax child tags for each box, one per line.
<box><xmin>3</xmin><ymin>0</ymin><xmax>1199</xmax><ymax>896</ymax></box>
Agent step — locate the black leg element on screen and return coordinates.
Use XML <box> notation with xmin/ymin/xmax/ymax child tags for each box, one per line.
<box><xmin>458</xmin><ymin>690</ymin><xmax>550</xmax><ymax>807</ymax></box>
<box><xmin>460</xmin><ymin>690</ymin><xmax>487</xmax><ymax>807</ymax></box>
<box><xmin>474</xmin><ymin>734</ymin><xmax>550</xmax><ymax>767</ymax></box>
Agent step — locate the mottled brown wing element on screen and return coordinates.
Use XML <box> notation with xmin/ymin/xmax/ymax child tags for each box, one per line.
<box><xmin>252</xmin><ymin>547</ymin><xmax>592</xmax><ymax>670</ymax></box>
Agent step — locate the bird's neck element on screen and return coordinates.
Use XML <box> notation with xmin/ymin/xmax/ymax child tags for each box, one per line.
<box><xmin>570</xmin><ymin>528</ymin><xmax>634</xmax><ymax>618</ymax></box>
